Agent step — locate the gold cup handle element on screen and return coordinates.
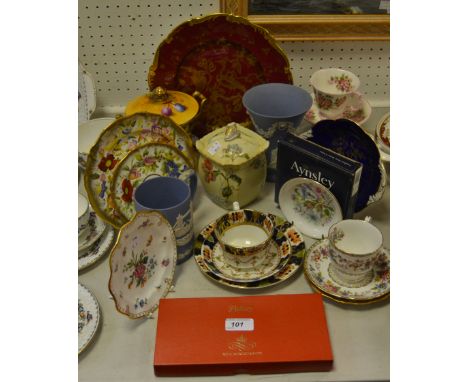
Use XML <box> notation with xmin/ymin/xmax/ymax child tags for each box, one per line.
<box><xmin>192</xmin><ymin>90</ymin><xmax>207</xmax><ymax>117</ymax></box>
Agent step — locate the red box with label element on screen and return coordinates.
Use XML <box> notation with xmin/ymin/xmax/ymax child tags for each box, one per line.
<box><xmin>154</xmin><ymin>293</ymin><xmax>333</xmax><ymax>376</ymax></box>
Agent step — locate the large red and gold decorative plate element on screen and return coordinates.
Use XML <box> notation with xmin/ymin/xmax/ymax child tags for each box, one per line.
<box><xmin>148</xmin><ymin>13</ymin><xmax>293</xmax><ymax>137</ymax></box>
<box><xmin>84</xmin><ymin>113</ymin><xmax>196</xmax><ymax>229</ymax></box>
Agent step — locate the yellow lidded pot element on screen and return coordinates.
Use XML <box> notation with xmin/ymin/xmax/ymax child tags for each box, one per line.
<box><xmin>196</xmin><ymin>122</ymin><xmax>269</xmax><ymax>209</ymax></box>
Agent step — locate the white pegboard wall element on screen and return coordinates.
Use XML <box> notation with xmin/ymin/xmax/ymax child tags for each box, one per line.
<box><xmin>78</xmin><ymin>0</ymin><xmax>389</xmax><ymax>116</ymax></box>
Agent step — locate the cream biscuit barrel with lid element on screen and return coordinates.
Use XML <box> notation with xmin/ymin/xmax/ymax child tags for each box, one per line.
<box><xmin>196</xmin><ymin>123</ymin><xmax>269</xmax><ymax>209</ymax></box>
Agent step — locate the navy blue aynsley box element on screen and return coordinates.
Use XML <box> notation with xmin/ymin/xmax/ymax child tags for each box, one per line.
<box><xmin>275</xmin><ymin>133</ymin><xmax>363</xmax><ymax>218</ymax></box>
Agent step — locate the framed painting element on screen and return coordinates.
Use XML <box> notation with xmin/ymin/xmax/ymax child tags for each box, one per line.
<box><xmin>220</xmin><ymin>0</ymin><xmax>390</xmax><ymax>41</ymax></box>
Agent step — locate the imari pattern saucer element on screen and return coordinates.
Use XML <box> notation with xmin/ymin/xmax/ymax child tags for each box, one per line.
<box><xmin>279</xmin><ymin>178</ymin><xmax>343</xmax><ymax>239</ymax></box>
<box><xmin>108</xmin><ymin>211</ymin><xmax>177</xmax><ymax>319</ymax></box>
<box><xmin>304</xmin><ymin>239</ymin><xmax>390</xmax><ymax>304</ymax></box>
<box><xmin>78</xmin><ymin>211</ymin><xmax>107</xmax><ymax>253</ymax></box>
<box><xmin>79</xmin><ymin>226</ymin><xmax>115</xmax><ymax>272</ymax></box>
<box><xmin>194</xmin><ymin>214</ymin><xmax>306</xmax><ymax>289</ymax></box>
<box><xmin>78</xmin><ymin>283</ymin><xmax>100</xmax><ymax>354</ymax></box>
<box><xmin>205</xmin><ymin>228</ymin><xmax>291</xmax><ymax>283</ymax></box>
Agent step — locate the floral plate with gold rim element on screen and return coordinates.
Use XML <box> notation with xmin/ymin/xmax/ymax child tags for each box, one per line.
<box><xmin>304</xmin><ymin>239</ymin><xmax>390</xmax><ymax>303</ymax></box>
<box><xmin>194</xmin><ymin>214</ymin><xmax>305</xmax><ymax>289</ymax></box>
<box><xmin>84</xmin><ymin>112</ymin><xmax>196</xmax><ymax>229</ymax></box>
<box><xmin>111</xmin><ymin>143</ymin><xmax>195</xmax><ymax>222</ymax></box>
<box><xmin>204</xmin><ymin>227</ymin><xmax>291</xmax><ymax>283</ymax></box>
<box><xmin>108</xmin><ymin>211</ymin><xmax>177</xmax><ymax>319</ymax></box>
<box><xmin>78</xmin><ymin>283</ymin><xmax>100</xmax><ymax>354</ymax></box>
<box><xmin>79</xmin><ymin>226</ymin><xmax>115</xmax><ymax>272</ymax></box>
<box><xmin>78</xmin><ymin>211</ymin><xmax>107</xmax><ymax>253</ymax></box>
<box><xmin>279</xmin><ymin>177</ymin><xmax>343</xmax><ymax>239</ymax></box>
<box><xmin>148</xmin><ymin>13</ymin><xmax>293</xmax><ymax>137</ymax></box>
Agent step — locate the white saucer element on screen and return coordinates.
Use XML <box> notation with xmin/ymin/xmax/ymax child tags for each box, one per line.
<box><xmin>305</xmin><ymin>92</ymin><xmax>371</xmax><ymax>126</ymax></box>
<box><xmin>78</xmin><ymin>211</ymin><xmax>107</xmax><ymax>253</ymax></box>
<box><xmin>304</xmin><ymin>238</ymin><xmax>390</xmax><ymax>304</ymax></box>
<box><xmin>78</xmin><ymin>283</ymin><xmax>100</xmax><ymax>354</ymax></box>
<box><xmin>279</xmin><ymin>178</ymin><xmax>343</xmax><ymax>239</ymax></box>
<box><xmin>79</xmin><ymin>226</ymin><xmax>115</xmax><ymax>271</ymax></box>
<box><xmin>78</xmin><ymin>117</ymin><xmax>115</xmax><ymax>154</ymax></box>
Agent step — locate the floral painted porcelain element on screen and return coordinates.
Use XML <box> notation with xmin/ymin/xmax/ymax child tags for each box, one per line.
<box><xmin>328</xmin><ymin>218</ymin><xmax>383</xmax><ymax>287</ymax></box>
<box><xmin>196</xmin><ymin>123</ymin><xmax>269</xmax><ymax>209</ymax></box>
<box><xmin>78</xmin><ymin>211</ymin><xmax>107</xmax><ymax>253</ymax></box>
<box><xmin>202</xmin><ymin>222</ymin><xmax>292</xmax><ymax>283</ymax></box>
<box><xmin>108</xmin><ymin>211</ymin><xmax>177</xmax><ymax>319</ymax></box>
<box><xmin>125</xmin><ymin>86</ymin><xmax>205</xmax><ymax>130</ymax></box>
<box><xmin>78</xmin><ymin>283</ymin><xmax>100</xmax><ymax>354</ymax></box>
<box><xmin>305</xmin><ymin>92</ymin><xmax>372</xmax><ymax>126</ymax></box>
<box><xmin>375</xmin><ymin>112</ymin><xmax>390</xmax><ymax>161</ymax></box>
<box><xmin>279</xmin><ymin>178</ymin><xmax>343</xmax><ymax>239</ymax></box>
<box><xmin>84</xmin><ymin>112</ymin><xmax>196</xmax><ymax>228</ymax></box>
<box><xmin>78</xmin><ymin>61</ymin><xmax>96</xmax><ymax>124</ymax></box>
<box><xmin>194</xmin><ymin>214</ymin><xmax>306</xmax><ymax>289</ymax></box>
<box><xmin>308</xmin><ymin>119</ymin><xmax>386</xmax><ymax>212</ymax></box>
<box><xmin>309</xmin><ymin>68</ymin><xmax>360</xmax><ymax>119</ymax></box>
<box><xmin>111</xmin><ymin>143</ymin><xmax>196</xmax><ymax>222</ymax></box>
<box><xmin>148</xmin><ymin>13</ymin><xmax>293</xmax><ymax>137</ymax></box>
<box><xmin>79</xmin><ymin>226</ymin><xmax>115</xmax><ymax>272</ymax></box>
<box><xmin>304</xmin><ymin>239</ymin><xmax>390</xmax><ymax>304</ymax></box>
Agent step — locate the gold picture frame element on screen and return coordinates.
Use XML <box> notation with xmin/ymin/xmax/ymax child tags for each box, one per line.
<box><xmin>220</xmin><ymin>0</ymin><xmax>390</xmax><ymax>41</ymax></box>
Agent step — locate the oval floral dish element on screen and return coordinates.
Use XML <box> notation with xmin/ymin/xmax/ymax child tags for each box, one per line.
<box><xmin>111</xmin><ymin>143</ymin><xmax>195</xmax><ymax>222</ymax></box>
<box><xmin>279</xmin><ymin>177</ymin><xmax>343</xmax><ymax>239</ymax></box>
<box><xmin>84</xmin><ymin>112</ymin><xmax>196</xmax><ymax>229</ymax></box>
<box><xmin>108</xmin><ymin>211</ymin><xmax>177</xmax><ymax>319</ymax></box>
<box><xmin>78</xmin><ymin>283</ymin><xmax>100</xmax><ymax>354</ymax></box>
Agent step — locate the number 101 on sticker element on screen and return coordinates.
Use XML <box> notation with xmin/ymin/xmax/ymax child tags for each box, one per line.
<box><xmin>225</xmin><ymin>318</ymin><xmax>254</xmax><ymax>331</ymax></box>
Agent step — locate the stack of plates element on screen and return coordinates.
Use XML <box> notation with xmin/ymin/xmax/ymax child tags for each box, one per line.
<box><xmin>78</xmin><ymin>211</ymin><xmax>114</xmax><ymax>271</ymax></box>
<box><xmin>84</xmin><ymin>113</ymin><xmax>197</xmax><ymax>229</ymax></box>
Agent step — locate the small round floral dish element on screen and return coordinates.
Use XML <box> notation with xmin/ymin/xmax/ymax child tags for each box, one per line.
<box><xmin>79</xmin><ymin>226</ymin><xmax>115</xmax><ymax>272</ymax></box>
<box><xmin>78</xmin><ymin>283</ymin><xmax>100</xmax><ymax>354</ymax></box>
<box><xmin>304</xmin><ymin>239</ymin><xmax>390</xmax><ymax>304</ymax></box>
<box><xmin>194</xmin><ymin>214</ymin><xmax>306</xmax><ymax>289</ymax></box>
<box><xmin>78</xmin><ymin>211</ymin><xmax>107</xmax><ymax>253</ymax></box>
<box><xmin>279</xmin><ymin>178</ymin><xmax>343</xmax><ymax>239</ymax></box>
<box><xmin>305</xmin><ymin>92</ymin><xmax>371</xmax><ymax>126</ymax></box>
<box><xmin>308</xmin><ymin>119</ymin><xmax>386</xmax><ymax>212</ymax></box>
<box><xmin>111</xmin><ymin>143</ymin><xmax>196</xmax><ymax>222</ymax></box>
<box><xmin>108</xmin><ymin>211</ymin><xmax>177</xmax><ymax>319</ymax></box>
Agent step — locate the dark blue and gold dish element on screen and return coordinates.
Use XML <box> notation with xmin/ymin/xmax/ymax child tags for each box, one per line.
<box><xmin>308</xmin><ymin>119</ymin><xmax>386</xmax><ymax>212</ymax></box>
